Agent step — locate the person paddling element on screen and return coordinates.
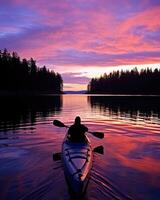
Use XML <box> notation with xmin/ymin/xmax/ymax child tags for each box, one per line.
<box><xmin>67</xmin><ymin>116</ymin><xmax>88</xmax><ymax>142</ymax></box>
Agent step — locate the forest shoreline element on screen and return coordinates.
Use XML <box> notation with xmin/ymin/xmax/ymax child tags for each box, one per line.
<box><xmin>0</xmin><ymin>90</ymin><xmax>63</xmax><ymax>96</ymax></box>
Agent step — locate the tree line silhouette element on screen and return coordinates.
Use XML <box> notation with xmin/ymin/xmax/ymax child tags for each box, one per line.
<box><xmin>88</xmin><ymin>67</ymin><xmax>160</xmax><ymax>94</ymax></box>
<box><xmin>0</xmin><ymin>49</ymin><xmax>63</xmax><ymax>94</ymax></box>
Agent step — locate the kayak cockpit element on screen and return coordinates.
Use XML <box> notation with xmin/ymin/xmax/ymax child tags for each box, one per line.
<box><xmin>66</xmin><ymin>134</ymin><xmax>88</xmax><ymax>144</ymax></box>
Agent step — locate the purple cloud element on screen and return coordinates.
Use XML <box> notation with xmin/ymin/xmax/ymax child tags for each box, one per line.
<box><xmin>0</xmin><ymin>0</ymin><xmax>160</xmax><ymax>90</ymax></box>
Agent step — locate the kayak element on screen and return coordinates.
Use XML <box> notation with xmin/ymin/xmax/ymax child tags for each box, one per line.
<box><xmin>62</xmin><ymin>134</ymin><xmax>93</xmax><ymax>196</ymax></box>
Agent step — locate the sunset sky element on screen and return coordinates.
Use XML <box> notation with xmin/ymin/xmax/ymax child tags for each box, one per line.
<box><xmin>0</xmin><ymin>0</ymin><xmax>160</xmax><ymax>91</ymax></box>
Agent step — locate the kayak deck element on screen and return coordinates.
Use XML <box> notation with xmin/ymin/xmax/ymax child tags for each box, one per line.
<box><xmin>62</xmin><ymin>135</ymin><xmax>93</xmax><ymax>195</ymax></box>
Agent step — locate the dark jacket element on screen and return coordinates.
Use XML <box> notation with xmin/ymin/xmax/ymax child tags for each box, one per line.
<box><xmin>68</xmin><ymin>124</ymin><xmax>88</xmax><ymax>142</ymax></box>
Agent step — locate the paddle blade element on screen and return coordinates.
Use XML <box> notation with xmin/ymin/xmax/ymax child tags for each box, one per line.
<box><xmin>93</xmin><ymin>145</ymin><xmax>104</xmax><ymax>154</ymax></box>
<box><xmin>53</xmin><ymin>120</ymin><xmax>66</xmax><ymax>127</ymax></box>
<box><xmin>91</xmin><ymin>131</ymin><xmax>104</xmax><ymax>139</ymax></box>
<box><xmin>53</xmin><ymin>152</ymin><xmax>61</xmax><ymax>161</ymax></box>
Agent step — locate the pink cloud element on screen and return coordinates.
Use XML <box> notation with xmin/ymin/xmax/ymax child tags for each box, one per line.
<box><xmin>1</xmin><ymin>0</ymin><xmax>160</xmax><ymax>90</ymax></box>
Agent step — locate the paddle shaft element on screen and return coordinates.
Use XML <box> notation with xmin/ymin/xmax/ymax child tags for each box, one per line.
<box><xmin>53</xmin><ymin>120</ymin><xmax>104</xmax><ymax>139</ymax></box>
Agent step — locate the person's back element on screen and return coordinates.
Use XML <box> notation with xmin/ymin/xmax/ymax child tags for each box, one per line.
<box><xmin>68</xmin><ymin>116</ymin><xmax>88</xmax><ymax>142</ymax></box>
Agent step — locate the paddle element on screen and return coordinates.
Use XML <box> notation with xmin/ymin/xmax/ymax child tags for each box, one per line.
<box><xmin>53</xmin><ymin>120</ymin><xmax>69</xmax><ymax>128</ymax></box>
<box><xmin>53</xmin><ymin>119</ymin><xmax>104</xmax><ymax>139</ymax></box>
<box><xmin>53</xmin><ymin>152</ymin><xmax>61</xmax><ymax>161</ymax></box>
<box><xmin>93</xmin><ymin>145</ymin><xmax>104</xmax><ymax>154</ymax></box>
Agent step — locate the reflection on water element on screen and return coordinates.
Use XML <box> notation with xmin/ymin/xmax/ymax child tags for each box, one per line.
<box><xmin>0</xmin><ymin>95</ymin><xmax>160</xmax><ymax>200</ymax></box>
<box><xmin>88</xmin><ymin>95</ymin><xmax>160</xmax><ymax>124</ymax></box>
<box><xmin>0</xmin><ymin>95</ymin><xmax>62</xmax><ymax>132</ymax></box>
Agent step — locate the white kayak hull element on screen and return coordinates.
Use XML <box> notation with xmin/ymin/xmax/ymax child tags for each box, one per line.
<box><xmin>62</xmin><ymin>135</ymin><xmax>93</xmax><ymax>196</ymax></box>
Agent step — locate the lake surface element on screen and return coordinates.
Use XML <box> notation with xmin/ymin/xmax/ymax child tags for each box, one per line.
<box><xmin>0</xmin><ymin>95</ymin><xmax>160</xmax><ymax>200</ymax></box>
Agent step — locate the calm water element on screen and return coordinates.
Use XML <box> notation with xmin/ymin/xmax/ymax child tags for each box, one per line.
<box><xmin>0</xmin><ymin>95</ymin><xmax>160</xmax><ymax>200</ymax></box>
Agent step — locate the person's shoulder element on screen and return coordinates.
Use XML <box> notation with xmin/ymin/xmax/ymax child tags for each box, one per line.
<box><xmin>81</xmin><ymin>124</ymin><xmax>86</xmax><ymax>127</ymax></box>
<box><xmin>81</xmin><ymin>124</ymin><xmax>88</xmax><ymax>130</ymax></box>
<box><xmin>69</xmin><ymin>124</ymin><xmax>74</xmax><ymax>129</ymax></box>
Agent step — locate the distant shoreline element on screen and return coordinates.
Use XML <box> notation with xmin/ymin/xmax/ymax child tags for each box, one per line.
<box><xmin>86</xmin><ymin>92</ymin><xmax>160</xmax><ymax>95</ymax></box>
<box><xmin>1</xmin><ymin>90</ymin><xmax>160</xmax><ymax>96</ymax></box>
<box><xmin>0</xmin><ymin>90</ymin><xmax>63</xmax><ymax>96</ymax></box>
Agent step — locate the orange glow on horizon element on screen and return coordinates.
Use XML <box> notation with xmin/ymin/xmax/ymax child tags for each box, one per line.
<box><xmin>63</xmin><ymin>63</ymin><xmax>160</xmax><ymax>91</ymax></box>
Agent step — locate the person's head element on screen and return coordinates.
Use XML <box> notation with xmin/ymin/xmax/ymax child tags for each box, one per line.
<box><xmin>74</xmin><ymin>116</ymin><xmax>81</xmax><ymax>125</ymax></box>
